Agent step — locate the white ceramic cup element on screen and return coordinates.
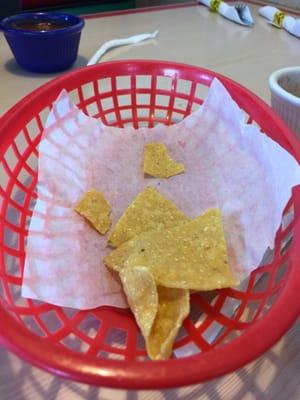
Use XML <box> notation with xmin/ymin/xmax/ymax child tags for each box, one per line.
<box><xmin>269</xmin><ymin>67</ymin><xmax>300</xmax><ymax>137</ymax></box>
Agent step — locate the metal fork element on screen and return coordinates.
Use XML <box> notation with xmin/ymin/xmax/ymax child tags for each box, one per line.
<box><xmin>234</xmin><ymin>3</ymin><xmax>254</xmax><ymax>26</ymax></box>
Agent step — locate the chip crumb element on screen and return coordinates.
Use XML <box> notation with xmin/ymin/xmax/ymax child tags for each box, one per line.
<box><xmin>144</xmin><ymin>143</ymin><xmax>185</xmax><ymax>178</ymax></box>
<box><xmin>75</xmin><ymin>188</ymin><xmax>112</xmax><ymax>234</ymax></box>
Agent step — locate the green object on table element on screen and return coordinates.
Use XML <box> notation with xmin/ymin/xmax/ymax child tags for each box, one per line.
<box><xmin>37</xmin><ymin>1</ymin><xmax>135</xmax><ymax>15</ymax></box>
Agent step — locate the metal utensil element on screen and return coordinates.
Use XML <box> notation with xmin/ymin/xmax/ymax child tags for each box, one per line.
<box><xmin>234</xmin><ymin>3</ymin><xmax>254</xmax><ymax>26</ymax></box>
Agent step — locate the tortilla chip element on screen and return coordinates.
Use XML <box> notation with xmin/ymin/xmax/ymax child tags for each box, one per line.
<box><xmin>119</xmin><ymin>266</ymin><xmax>189</xmax><ymax>360</ymax></box>
<box><xmin>147</xmin><ymin>286</ymin><xmax>189</xmax><ymax>360</ymax></box>
<box><xmin>144</xmin><ymin>143</ymin><xmax>185</xmax><ymax>178</ymax></box>
<box><xmin>104</xmin><ymin>208</ymin><xmax>238</xmax><ymax>290</ymax></box>
<box><xmin>119</xmin><ymin>266</ymin><xmax>158</xmax><ymax>339</ymax></box>
<box><xmin>75</xmin><ymin>188</ymin><xmax>111</xmax><ymax>234</ymax></box>
<box><xmin>110</xmin><ymin>187</ymin><xmax>190</xmax><ymax>360</ymax></box>
<box><xmin>108</xmin><ymin>187</ymin><xmax>191</xmax><ymax>247</ymax></box>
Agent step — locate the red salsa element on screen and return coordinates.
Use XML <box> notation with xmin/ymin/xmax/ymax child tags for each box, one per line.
<box><xmin>10</xmin><ymin>20</ymin><xmax>71</xmax><ymax>31</ymax></box>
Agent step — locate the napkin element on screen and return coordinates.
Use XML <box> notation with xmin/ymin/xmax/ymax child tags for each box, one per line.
<box><xmin>259</xmin><ymin>5</ymin><xmax>300</xmax><ymax>38</ymax></box>
<box><xmin>87</xmin><ymin>31</ymin><xmax>159</xmax><ymax>65</ymax></box>
<box><xmin>199</xmin><ymin>0</ymin><xmax>254</xmax><ymax>26</ymax></box>
<box><xmin>22</xmin><ymin>79</ymin><xmax>300</xmax><ymax>310</ymax></box>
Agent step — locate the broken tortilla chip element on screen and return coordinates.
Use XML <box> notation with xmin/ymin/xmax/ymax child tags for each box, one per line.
<box><xmin>119</xmin><ymin>266</ymin><xmax>158</xmax><ymax>339</ymax></box>
<box><xmin>144</xmin><ymin>143</ymin><xmax>185</xmax><ymax>178</ymax></box>
<box><xmin>147</xmin><ymin>286</ymin><xmax>189</xmax><ymax>360</ymax></box>
<box><xmin>119</xmin><ymin>266</ymin><xmax>189</xmax><ymax>360</ymax></box>
<box><xmin>108</xmin><ymin>186</ymin><xmax>191</xmax><ymax>247</ymax></box>
<box><xmin>75</xmin><ymin>188</ymin><xmax>111</xmax><ymax>234</ymax></box>
<box><xmin>104</xmin><ymin>208</ymin><xmax>238</xmax><ymax>290</ymax></box>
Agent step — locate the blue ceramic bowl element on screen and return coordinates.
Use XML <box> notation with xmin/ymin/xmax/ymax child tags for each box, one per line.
<box><xmin>0</xmin><ymin>12</ymin><xmax>84</xmax><ymax>73</ymax></box>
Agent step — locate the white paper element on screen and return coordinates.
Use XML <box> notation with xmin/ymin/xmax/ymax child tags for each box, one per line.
<box><xmin>259</xmin><ymin>5</ymin><xmax>300</xmax><ymax>38</ymax></box>
<box><xmin>22</xmin><ymin>79</ymin><xmax>300</xmax><ymax>310</ymax></box>
<box><xmin>87</xmin><ymin>31</ymin><xmax>159</xmax><ymax>65</ymax></box>
<box><xmin>199</xmin><ymin>0</ymin><xmax>254</xmax><ymax>26</ymax></box>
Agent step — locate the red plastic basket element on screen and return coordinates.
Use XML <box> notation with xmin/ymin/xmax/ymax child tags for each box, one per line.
<box><xmin>0</xmin><ymin>60</ymin><xmax>300</xmax><ymax>389</ymax></box>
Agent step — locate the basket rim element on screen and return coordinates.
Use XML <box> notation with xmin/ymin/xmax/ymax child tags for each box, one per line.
<box><xmin>0</xmin><ymin>60</ymin><xmax>300</xmax><ymax>389</ymax></box>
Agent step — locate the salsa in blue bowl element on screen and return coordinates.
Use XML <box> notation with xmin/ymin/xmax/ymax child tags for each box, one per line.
<box><xmin>0</xmin><ymin>12</ymin><xmax>84</xmax><ymax>73</ymax></box>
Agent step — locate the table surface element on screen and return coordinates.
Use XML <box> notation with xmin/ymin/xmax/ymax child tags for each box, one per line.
<box><xmin>0</xmin><ymin>1</ymin><xmax>299</xmax><ymax>399</ymax></box>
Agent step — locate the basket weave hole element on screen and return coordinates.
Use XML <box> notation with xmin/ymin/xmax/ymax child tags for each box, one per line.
<box><xmin>274</xmin><ymin>261</ymin><xmax>289</xmax><ymax>287</ymax></box>
<box><xmin>137</xmin><ymin>108</ymin><xmax>150</xmax><ymax>119</ymax></box>
<box><xmin>155</xmin><ymin>94</ymin><xmax>170</xmax><ymax>108</ymax></box>
<box><xmin>4</xmin><ymin>147</ymin><xmax>18</xmax><ymax>171</ymax></box>
<box><xmin>262</xmin><ymin>292</ymin><xmax>280</xmax><ymax>315</ymax></box>
<box><xmin>260</xmin><ymin>247</ymin><xmax>275</xmax><ymax>266</ymax></box>
<box><xmin>173</xmin><ymin>341</ymin><xmax>200</xmax><ymax>358</ymax></box>
<box><xmin>61</xmin><ymin>333</ymin><xmax>90</xmax><ymax>353</ymax></box>
<box><xmin>136</xmin><ymin>75</ymin><xmax>151</xmax><ymax>89</ymax></box>
<box><xmin>251</xmin><ymin>271</ymin><xmax>270</xmax><ymax>293</ymax></box>
<box><xmin>171</xmin><ymin>111</ymin><xmax>185</xmax><ymax>124</ymax></box>
<box><xmin>3</xmin><ymin>227</ymin><xmax>20</xmax><ymax>250</ymax></box>
<box><xmin>220</xmin><ymin>296</ymin><xmax>242</xmax><ymax>318</ymax></box>
<box><xmin>189</xmin><ymin>291</ymin><xmax>217</xmax><ymax>325</ymax></box>
<box><xmin>14</xmin><ymin>132</ymin><xmax>30</xmax><ymax>155</ymax></box>
<box><xmin>101</xmin><ymin>97</ymin><xmax>113</xmax><ymax>111</ymax></box>
<box><xmin>8</xmin><ymin>282</ymin><xmax>22</xmax><ymax>304</ymax></box>
<box><xmin>0</xmin><ymin>280</ymin><xmax>5</xmax><ymax>300</ymax></box>
<box><xmin>4</xmin><ymin>252</ymin><xmax>22</xmax><ymax>279</ymax></box>
<box><xmin>118</xmin><ymin>94</ymin><xmax>131</xmax><ymax>107</ymax></box>
<box><xmin>40</xmin><ymin>310</ymin><xmax>64</xmax><ymax>334</ymax></box>
<box><xmin>191</xmin><ymin>102</ymin><xmax>201</xmax><ymax>112</ymax></box>
<box><xmin>136</xmin><ymin>93</ymin><xmax>151</xmax><ymax>106</ymax></box>
<box><xmin>24</xmin><ymin>153</ymin><xmax>38</xmax><ymax>175</ymax></box>
<box><xmin>81</xmin><ymin>82</ymin><xmax>95</xmax><ymax>101</ymax></box>
<box><xmin>174</xmin><ymin>97</ymin><xmax>188</xmax><ymax>112</ymax></box>
<box><xmin>98</xmin><ymin>78</ymin><xmax>112</xmax><ymax>94</ymax></box>
<box><xmin>136</xmin><ymin>332</ymin><xmax>145</xmax><ymax>350</ymax></box>
<box><xmin>176</xmin><ymin>79</ymin><xmax>192</xmax><ymax>95</ymax></box>
<box><xmin>25</xmin><ymin>211</ymin><xmax>35</xmax><ymax>233</ymax></box>
<box><xmin>175</xmin><ymin>324</ymin><xmax>188</xmax><ymax>343</ymax></box>
<box><xmin>120</xmin><ymin>109</ymin><xmax>133</xmax><ymax>122</ymax></box>
<box><xmin>5</xmin><ymin>204</ymin><xmax>21</xmax><ymax>228</ymax></box>
<box><xmin>105</xmin><ymin>327</ymin><xmax>127</xmax><ymax>350</ymax></box>
<box><xmin>136</xmin><ymin>354</ymin><xmax>148</xmax><ymax>361</ymax></box>
<box><xmin>281</xmin><ymin>206</ymin><xmax>294</xmax><ymax>231</ymax></box>
<box><xmin>202</xmin><ymin>320</ymin><xmax>225</xmax><ymax>344</ymax></box>
<box><xmin>238</xmin><ymin>299</ymin><xmax>262</xmax><ymax>323</ymax></box>
<box><xmin>188</xmin><ymin>303</ymin><xmax>207</xmax><ymax>329</ymax></box>
<box><xmin>17</xmin><ymin>167</ymin><xmax>33</xmax><ymax>189</ymax></box>
<box><xmin>78</xmin><ymin>313</ymin><xmax>101</xmax><ymax>339</ymax></box>
<box><xmin>104</xmin><ymin>112</ymin><xmax>117</xmax><ymax>125</ymax></box>
<box><xmin>154</xmin><ymin>108</ymin><xmax>168</xmax><ymax>122</ymax></box>
<box><xmin>26</xmin><ymin>119</ymin><xmax>41</xmax><ymax>141</ymax></box>
<box><xmin>156</xmin><ymin>75</ymin><xmax>172</xmax><ymax>91</ymax></box>
<box><xmin>97</xmin><ymin>351</ymin><xmax>125</xmax><ymax>360</ymax></box>
<box><xmin>38</xmin><ymin>107</ymin><xmax>51</xmax><ymax>127</ymax></box>
<box><xmin>62</xmin><ymin>306</ymin><xmax>78</xmax><ymax>319</ymax></box>
<box><xmin>86</xmin><ymin>101</ymin><xmax>99</xmax><ymax>118</ymax></box>
<box><xmin>116</xmin><ymin>76</ymin><xmax>131</xmax><ymax>90</ymax></box>
<box><xmin>280</xmin><ymin>230</ymin><xmax>293</xmax><ymax>255</ymax></box>
<box><xmin>195</xmin><ymin>83</ymin><xmax>209</xmax><ymax>103</ymax></box>
<box><xmin>69</xmin><ymin>89</ymin><xmax>80</xmax><ymax>106</ymax></box>
<box><xmin>9</xmin><ymin>184</ymin><xmax>26</xmax><ymax>207</ymax></box>
<box><xmin>21</xmin><ymin>315</ymin><xmax>46</xmax><ymax>337</ymax></box>
<box><xmin>0</xmin><ymin>163</ymin><xmax>9</xmax><ymax>191</ymax></box>
<box><xmin>219</xmin><ymin>328</ymin><xmax>242</xmax><ymax>345</ymax></box>
<box><xmin>9</xmin><ymin>289</ymin><xmax>28</xmax><ymax>307</ymax></box>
